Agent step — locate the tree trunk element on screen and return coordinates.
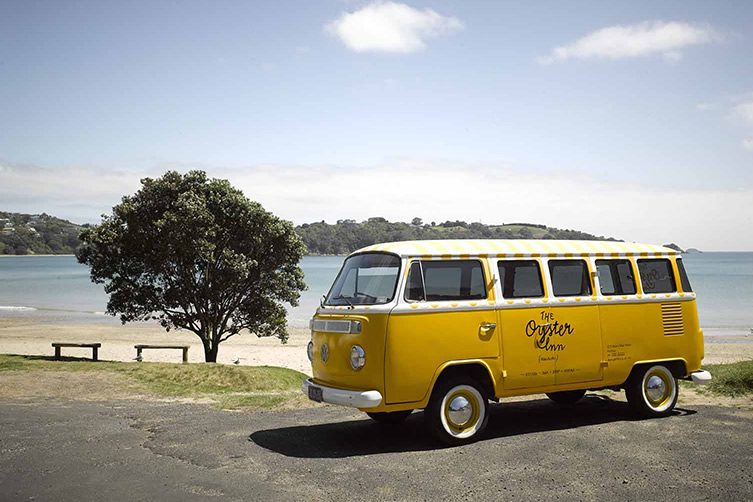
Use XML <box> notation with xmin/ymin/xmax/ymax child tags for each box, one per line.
<box><xmin>206</xmin><ymin>343</ymin><xmax>219</xmax><ymax>363</ymax></box>
<box><xmin>201</xmin><ymin>336</ymin><xmax>219</xmax><ymax>363</ymax></box>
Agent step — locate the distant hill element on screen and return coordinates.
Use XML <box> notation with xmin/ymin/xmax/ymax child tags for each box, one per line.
<box><xmin>0</xmin><ymin>211</ymin><xmax>619</xmax><ymax>256</ymax></box>
<box><xmin>0</xmin><ymin>212</ymin><xmax>84</xmax><ymax>255</ymax></box>
<box><xmin>296</xmin><ymin>217</ymin><xmax>618</xmax><ymax>255</ymax></box>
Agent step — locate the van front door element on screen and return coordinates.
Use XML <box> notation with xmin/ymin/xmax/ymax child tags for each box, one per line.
<box><xmin>385</xmin><ymin>259</ymin><xmax>498</xmax><ymax>404</ymax></box>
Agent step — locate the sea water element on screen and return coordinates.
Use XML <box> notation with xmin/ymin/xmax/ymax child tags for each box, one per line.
<box><xmin>0</xmin><ymin>253</ymin><xmax>751</xmax><ymax>334</ymax></box>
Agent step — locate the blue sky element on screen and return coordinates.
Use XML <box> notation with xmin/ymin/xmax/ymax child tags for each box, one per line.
<box><xmin>1</xmin><ymin>1</ymin><xmax>752</xmax><ymax>249</ymax></box>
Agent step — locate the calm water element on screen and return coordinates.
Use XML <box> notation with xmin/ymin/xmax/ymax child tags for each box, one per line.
<box><xmin>0</xmin><ymin>253</ymin><xmax>751</xmax><ymax>333</ymax></box>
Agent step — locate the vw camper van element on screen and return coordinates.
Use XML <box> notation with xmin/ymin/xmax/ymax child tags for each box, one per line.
<box><xmin>303</xmin><ymin>240</ymin><xmax>711</xmax><ymax>444</ymax></box>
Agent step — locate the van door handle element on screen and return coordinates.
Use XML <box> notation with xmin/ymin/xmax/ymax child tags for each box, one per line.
<box><xmin>480</xmin><ymin>322</ymin><xmax>496</xmax><ymax>332</ymax></box>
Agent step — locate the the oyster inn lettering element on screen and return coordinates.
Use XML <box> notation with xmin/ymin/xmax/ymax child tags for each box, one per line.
<box><xmin>525</xmin><ymin>310</ymin><xmax>574</xmax><ymax>352</ymax></box>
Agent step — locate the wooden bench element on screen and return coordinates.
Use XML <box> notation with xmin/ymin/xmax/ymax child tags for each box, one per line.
<box><xmin>52</xmin><ymin>343</ymin><xmax>101</xmax><ymax>361</ymax></box>
<box><xmin>134</xmin><ymin>344</ymin><xmax>189</xmax><ymax>363</ymax></box>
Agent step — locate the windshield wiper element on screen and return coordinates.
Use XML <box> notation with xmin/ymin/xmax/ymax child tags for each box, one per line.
<box><xmin>332</xmin><ymin>295</ymin><xmax>355</xmax><ymax>309</ymax></box>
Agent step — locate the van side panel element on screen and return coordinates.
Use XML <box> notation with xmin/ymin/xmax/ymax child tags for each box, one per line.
<box><xmin>549</xmin><ymin>304</ymin><xmax>604</xmax><ymax>385</ymax></box>
<box><xmin>598</xmin><ymin>299</ymin><xmax>702</xmax><ymax>385</ymax></box>
<box><xmin>385</xmin><ymin>308</ymin><xmax>499</xmax><ymax>404</ymax></box>
<box><xmin>498</xmin><ymin>306</ymin><xmax>555</xmax><ymax>389</ymax></box>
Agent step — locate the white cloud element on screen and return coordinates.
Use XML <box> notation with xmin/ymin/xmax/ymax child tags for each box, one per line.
<box><xmin>2</xmin><ymin>161</ymin><xmax>752</xmax><ymax>251</ymax></box>
<box><xmin>325</xmin><ymin>1</ymin><xmax>463</xmax><ymax>54</ymax></box>
<box><xmin>540</xmin><ymin>20</ymin><xmax>719</xmax><ymax>64</ymax></box>
<box><xmin>733</xmin><ymin>101</ymin><xmax>753</xmax><ymax>123</ymax></box>
<box><xmin>743</xmin><ymin>138</ymin><xmax>753</xmax><ymax>151</ymax></box>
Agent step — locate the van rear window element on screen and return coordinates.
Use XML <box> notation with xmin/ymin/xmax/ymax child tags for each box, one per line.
<box><xmin>406</xmin><ymin>260</ymin><xmax>486</xmax><ymax>301</ymax></box>
<box><xmin>549</xmin><ymin>260</ymin><xmax>592</xmax><ymax>297</ymax></box>
<box><xmin>497</xmin><ymin>260</ymin><xmax>544</xmax><ymax>298</ymax></box>
<box><xmin>637</xmin><ymin>259</ymin><xmax>676</xmax><ymax>293</ymax></box>
<box><xmin>596</xmin><ymin>259</ymin><xmax>637</xmax><ymax>295</ymax></box>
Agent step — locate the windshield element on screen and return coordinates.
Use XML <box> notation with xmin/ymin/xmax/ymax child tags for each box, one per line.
<box><xmin>324</xmin><ymin>253</ymin><xmax>401</xmax><ymax>306</ymax></box>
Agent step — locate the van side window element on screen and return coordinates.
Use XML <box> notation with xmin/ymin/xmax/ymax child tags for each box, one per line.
<box><xmin>549</xmin><ymin>260</ymin><xmax>592</xmax><ymax>297</ymax></box>
<box><xmin>596</xmin><ymin>259</ymin><xmax>637</xmax><ymax>295</ymax></box>
<box><xmin>408</xmin><ymin>260</ymin><xmax>486</xmax><ymax>301</ymax></box>
<box><xmin>676</xmin><ymin>258</ymin><xmax>693</xmax><ymax>292</ymax></box>
<box><xmin>497</xmin><ymin>260</ymin><xmax>544</xmax><ymax>298</ymax></box>
<box><xmin>637</xmin><ymin>259</ymin><xmax>676</xmax><ymax>293</ymax></box>
<box><xmin>405</xmin><ymin>262</ymin><xmax>425</xmax><ymax>301</ymax></box>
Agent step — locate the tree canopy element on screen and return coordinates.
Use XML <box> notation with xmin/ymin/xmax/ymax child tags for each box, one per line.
<box><xmin>77</xmin><ymin>171</ymin><xmax>306</xmax><ymax>362</ymax></box>
<box><xmin>296</xmin><ymin>219</ymin><xmax>617</xmax><ymax>255</ymax></box>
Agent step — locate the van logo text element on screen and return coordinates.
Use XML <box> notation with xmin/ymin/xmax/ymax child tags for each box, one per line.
<box><xmin>525</xmin><ymin>311</ymin><xmax>574</xmax><ymax>352</ymax></box>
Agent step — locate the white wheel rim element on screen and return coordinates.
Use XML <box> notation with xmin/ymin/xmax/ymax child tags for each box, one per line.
<box><xmin>439</xmin><ymin>385</ymin><xmax>485</xmax><ymax>439</ymax></box>
<box><xmin>641</xmin><ymin>365</ymin><xmax>676</xmax><ymax>413</ymax></box>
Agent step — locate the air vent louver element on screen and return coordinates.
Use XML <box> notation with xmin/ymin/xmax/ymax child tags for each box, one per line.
<box><xmin>661</xmin><ymin>303</ymin><xmax>684</xmax><ymax>336</ymax></box>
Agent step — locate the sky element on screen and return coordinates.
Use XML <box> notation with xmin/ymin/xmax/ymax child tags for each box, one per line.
<box><xmin>1</xmin><ymin>0</ymin><xmax>752</xmax><ymax>250</ymax></box>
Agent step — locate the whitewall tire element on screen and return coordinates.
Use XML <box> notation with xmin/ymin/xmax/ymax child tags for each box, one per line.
<box><xmin>426</xmin><ymin>377</ymin><xmax>489</xmax><ymax>445</ymax></box>
<box><xmin>625</xmin><ymin>364</ymin><xmax>678</xmax><ymax>417</ymax></box>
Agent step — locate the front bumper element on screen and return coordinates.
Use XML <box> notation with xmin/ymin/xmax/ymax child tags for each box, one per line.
<box><xmin>302</xmin><ymin>379</ymin><xmax>383</xmax><ymax>408</ymax></box>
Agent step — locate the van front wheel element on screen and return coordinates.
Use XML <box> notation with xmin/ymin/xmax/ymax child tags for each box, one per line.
<box><xmin>625</xmin><ymin>364</ymin><xmax>678</xmax><ymax>417</ymax></box>
<box><xmin>425</xmin><ymin>377</ymin><xmax>489</xmax><ymax>445</ymax></box>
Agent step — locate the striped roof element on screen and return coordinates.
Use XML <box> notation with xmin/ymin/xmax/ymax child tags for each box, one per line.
<box><xmin>353</xmin><ymin>240</ymin><xmax>677</xmax><ymax>258</ymax></box>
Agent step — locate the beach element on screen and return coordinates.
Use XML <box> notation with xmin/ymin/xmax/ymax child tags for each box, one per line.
<box><xmin>1</xmin><ymin>316</ymin><xmax>752</xmax><ymax>376</ymax></box>
<box><xmin>0</xmin><ymin>317</ymin><xmax>313</xmax><ymax>373</ymax></box>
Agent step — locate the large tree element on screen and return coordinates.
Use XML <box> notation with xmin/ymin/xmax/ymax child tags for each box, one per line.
<box><xmin>77</xmin><ymin>170</ymin><xmax>307</xmax><ymax>362</ymax></box>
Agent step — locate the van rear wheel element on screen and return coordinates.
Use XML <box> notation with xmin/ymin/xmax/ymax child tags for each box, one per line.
<box><xmin>425</xmin><ymin>376</ymin><xmax>489</xmax><ymax>445</ymax></box>
<box><xmin>366</xmin><ymin>410</ymin><xmax>412</xmax><ymax>424</ymax></box>
<box><xmin>546</xmin><ymin>390</ymin><xmax>586</xmax><ymax>405</ymax></box>
<box><xmin>625</xmin><ymin>364</ymin><xmax>678</xmax><ymax>417</ymax></box>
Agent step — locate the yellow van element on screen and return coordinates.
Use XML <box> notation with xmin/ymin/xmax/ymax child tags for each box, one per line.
<box><xmin>302</xmin><ymin>240</ymin><xmax>711</xmax><ymax>444</ymax></box>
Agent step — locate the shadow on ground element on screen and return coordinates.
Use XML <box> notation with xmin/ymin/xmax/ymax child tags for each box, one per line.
<box><xmin>249</xmin><ymin>394</ymin><xmax>697</xmax><ymax>458</ymax></box>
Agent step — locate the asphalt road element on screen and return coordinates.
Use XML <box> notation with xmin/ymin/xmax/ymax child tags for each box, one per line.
<box><xmin>1</xmin><ymin>395</ymin><xmax>752</xmax><ymax>501</ymax></box>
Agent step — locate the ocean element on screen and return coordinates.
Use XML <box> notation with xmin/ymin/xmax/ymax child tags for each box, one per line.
<box><xmin>0</xmin><ymin>253</ymin><xmax>751</xmax><ymax>334</ymax></box>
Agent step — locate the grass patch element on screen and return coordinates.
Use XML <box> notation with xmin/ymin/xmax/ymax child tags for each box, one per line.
<box><xmin>0</xmin><ymin>354</ymin><xmax>308</xmax><ymax>410</ymax></box>
<box><xmin>695</xmin><ymin>360</ymin><xmax>753</xmax><ymax>397</ymax></box>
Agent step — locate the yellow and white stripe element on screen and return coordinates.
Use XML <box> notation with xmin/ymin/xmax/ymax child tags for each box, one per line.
<box><xmin>354</xmin><ymin>239</ymin><xmax>676</xmax><ymax>259</ymax></box>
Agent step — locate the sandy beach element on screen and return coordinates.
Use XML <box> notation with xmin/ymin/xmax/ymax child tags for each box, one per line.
<box><xmin>1</xmin><ymin>315</ymin><xmax>752</xmax><ymax>376</ymax></box>
<box><xmin>0</xmin><ymin>316</ymin><xmax>313</xmax><ymax>373</ymax></box>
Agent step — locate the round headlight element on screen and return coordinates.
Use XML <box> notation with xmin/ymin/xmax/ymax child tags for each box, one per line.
<box><xmin>350</xmin><ymin>345</ymin><xmax>366</xmax><ymax>370</ymax></box>
<box><xmin>307</xmin><ymin>341</ymin><xmax>314</xmax><ymax>362</ymax></box>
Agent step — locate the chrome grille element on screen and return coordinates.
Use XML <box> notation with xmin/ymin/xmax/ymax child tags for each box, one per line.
<box><xmin>311</xmin><ymin>319</ymin><xmax>360</xmax><ymax>334</ymax></box>
<box><xmin>661</xmin><ymin>303</ymin><xmax>684</xmax><ymax>336</ymax></box>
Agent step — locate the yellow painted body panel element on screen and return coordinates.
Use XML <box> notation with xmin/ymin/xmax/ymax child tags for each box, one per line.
<box><xmin>307</xmin><ymin>248</ymin><xmax>705</xmax><ymax>414</ymax></box>
<box><xmin>385</xmin><ymin>308</ymin><xmax>499</xmax><ymax>404</ymax></box>
<box><xmin>498</xmin><ymin>306</ymin><xmax>554</xmax><ymax>389</ymax></box>
<box><xmin>598</xmin><ymin>299</ymin><xmax>703</xmax><ymax>386</ymax></box>
<box><xmin>309</xmin><ymin>313</ymin><xmax>389</xmax><ymax>393</ymax></box>
<box><xmin>549</xmin><ymin>304</ymin><xmax>604</xmax><ymax>385</ymax></box>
